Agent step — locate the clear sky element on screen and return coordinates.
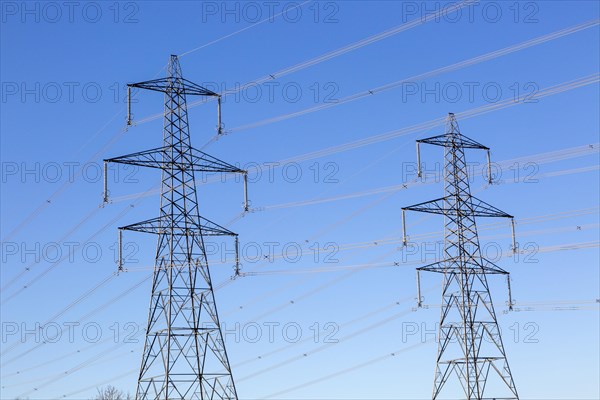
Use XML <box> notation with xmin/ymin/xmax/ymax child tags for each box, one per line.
<box><xmin>1</xmin><ymin>1</ymin><xmax>599</xmax><ymax>399</ymax></box>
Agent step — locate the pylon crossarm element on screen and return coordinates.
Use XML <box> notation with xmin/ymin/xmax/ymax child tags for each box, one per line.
<box><xmin>417</xmin><ymin>132</ymin><xmax>489</xmax><ymax>150</ymax></box>
<box><xmin>118</xmin><ymin>215</ymin><xmax>236</xmax><ymax>236</ymax></box>
<box><xmin>192</xmin><ymin>146</ymin><xmax>245</xmax><ymax>174</ymax></box>
<box><xmin>403</xmin><ymin>195</ymin><xmax>513</xmax><ymax>218</ymax></box>
<box><xmin>417</xmin><ymin>260</ymin><xmax>449</xmax><ymax>273</ymax></box>
<box><xmin>104</xmin><ymin>146</ymin><xmax>168</xmax><ymax>170</ymax></box>
<box><xmin>198</xmin><ymin>216</ymin><xmax>237</xmax><ymax>237</ymax></box>
<box><xmin>104</xmin><ymin>146</ymin><xmax>245</xmax><ymax>174</ymax></box>
<box><xmin>470</xmin><ymin>196</ymin><xmax>513</xmax><ymax>218</ymax></box>
<box><xmin>416</xmin><ymin>258</ymin><xmax>508</xmax><ymax>275</ymax></box>
<box><xmin>128</xmin><ymin>78</ymin><xmax>219</xmax><ymax>97</ymax></box>
<box><xmin>402</xmin><ymin>196</ymin><xmax>448</xmax><ymax>215</ymax></box>
<box><xmin>478</xmin><ymin>257</ymin><xmax>509</xmax><ymax>275</ymax></box>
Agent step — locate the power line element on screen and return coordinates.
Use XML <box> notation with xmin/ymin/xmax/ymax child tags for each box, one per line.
<box><xmin>0</xmin><ymin>274</ymin><xmax>150</xmax><ymax>364</ymax></box>
<box><xmin>238</xmin><ymin>241</ymin><xmax>599</xmax><ymax>277</ymax></box>
<box><xmin>258</xmin><ymin>162</ymin><xmax>598</xmax><ymax>211</ymax></box>
<box><xmin>179</xmin><ymin>1</ymin><xmax>313</xmax><ymax>57</ymax></box>
<box><xmin>1</xmin><ymin>205</ymin><xmax>133</xmax><ymax>305</ymax></box>
<box><xmin>228</xmin><ymin>19</ymin><xmax>599</xmax><ymax>133</ymax></box>
<box><xmin>1</xmin><ymin>181</ymin><xmax>157</xmax><ymax>302</ymax></box>
<box><xmin>133</xmin><ymin>0</ymin><xmax>476</xmax><ymax>125</ymax></box>
<box><xmin>262</xmin><ymin>342</ymin><xmax>429</xmax><ymax>399</ymax></box>
<box><xmin>109</xmin><ymin>130</ymin><xmax>600</xmax><ymax>206</ymax></box>
<box><xmin>7</xmin><ymin>164</ymin><xmax>590</xmax><ymax>371</ymax></box>
<box><xmin>5</xmin><ymin>202</ymin><xmax>598</xmax><ymax>386</ymax></box>
<box><xmin>0</xmin><ymin>112</ymin><xmax>126</xmax><ymax>243</ymax></box>
<box><xmin>1</xmin><ymin>206</ymin><xmax>102</xmax><ymax>293</ymax></box>
<box><xmin>2</xmin><ymin>75</ymin><xmax>596</xmax><ymax>400</ymax></box>
<box><xmin>2</xmin><ymin>3</ymin><xmax>476</xmax><ymax>290</ymax></box>
<box><xmin>0</xmin><ymin>167</ymin><xmax>400</xmax><ymax>374</ymax></box>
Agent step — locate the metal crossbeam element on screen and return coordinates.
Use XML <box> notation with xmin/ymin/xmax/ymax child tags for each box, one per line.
<box><xmin>129</xmin><ymin>78</ymin><xmax>219</xmax><ymax>96</ymax></box>
<box><xmin>119</xmin><ymin>215</ymin><xmax>237</xmax><ymax>237</ymax></box>
<box><xmin>417</xmin><ymin>132</ymin><xmax>489</xmax><ymax>150</ymax></box>
<box><xmin>403</xmin><ymin>195</ymin><xmax>513</xmax><ymax>218</ymax></box>
<box><xmin>417</xmin><ymin>257</ymin><xmax>508</xmax><ymax>275</ymax></box>
<box><xmin>105</xmin><ymin>146</ymin><xmax>245</xmax><ymax>173</ymax></box>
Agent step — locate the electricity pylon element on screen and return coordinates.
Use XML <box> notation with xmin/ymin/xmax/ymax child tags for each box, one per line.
<box><xmin>402</xmin><ymin>113</ymin><xmax>519</xmax><ymax>399</ymax></box>
<box><xmin>104</xmin><ymin>55</ymin><xmax>248</xmax><ymax>399</ymax></box>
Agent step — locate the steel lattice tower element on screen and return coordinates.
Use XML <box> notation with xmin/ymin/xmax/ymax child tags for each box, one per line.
<box><xmin>402</xmin><ymin>113</ymin><xmax>519</xmax><ymax>399</ymax></box>
<box><xmin>104</xmin><ymin>55</ymin><xmax>247</xmax><ymax>399</ymax></box>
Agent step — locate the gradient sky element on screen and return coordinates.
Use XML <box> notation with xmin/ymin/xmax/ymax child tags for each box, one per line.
<box><xmin>1</xmin><ymin>1</ymin><xmax>599</xmax><ymax>399</ymax></box>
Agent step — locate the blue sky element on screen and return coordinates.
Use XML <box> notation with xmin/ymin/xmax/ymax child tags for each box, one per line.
<box><xmin>1</xmin><ymin>1</ymin><xmax>599</xmax><ymax>399</ymax></box>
